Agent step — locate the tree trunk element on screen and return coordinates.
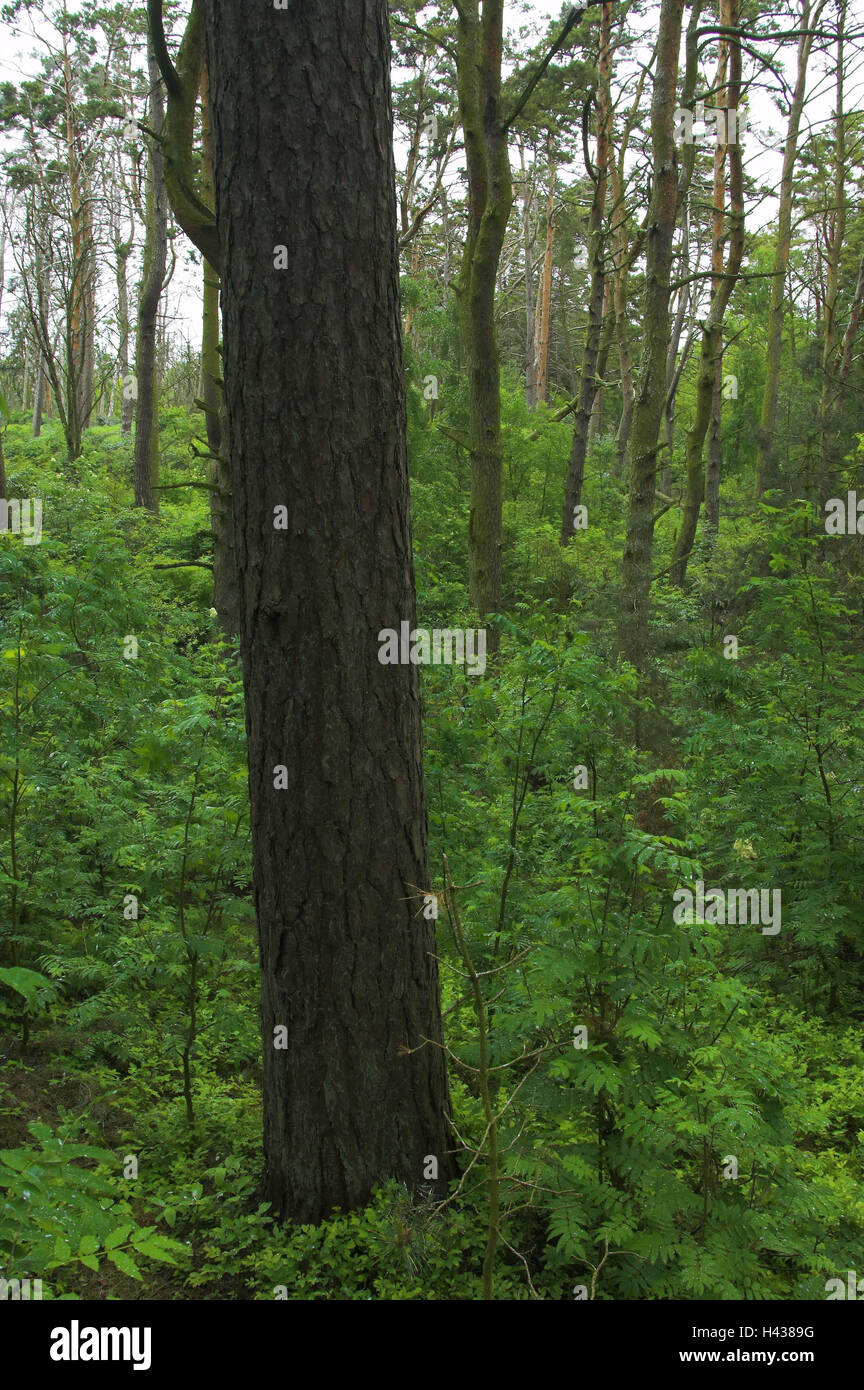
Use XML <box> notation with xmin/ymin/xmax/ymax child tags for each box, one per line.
<box><xmin>589</xmin><ymin>282</ymin><xmax>612</xmax><ymax>444</ymax></box>
<box><xmin>704</xmin><ymin>366</ymin><xmax>723</xmax><ymax>532</ymax></box>
<box><xmin>755</xmin><ymin>0</ymin><xmax>824</xmax><ymax>497</ymax></box>
<box><xmin>116</xmin><ymin>238</ymin><xmax>134</xmax><ymax>433</ymax></box>
<box><xmin>620</xmin><ymin>0</ymin><xmax>686</xmax><ymax>664</ymax></box>
<box><xmin>532</xmin><ymin>154</ymin><xmax>556</xmax><ymax>406</ymax></box>
<box><xmin>134</xmin><ymin>40</ymin><xmax>168</xmax><ymax>512</ymax></box>
<box><xmin>609</xmin><ymin>68</ymin><xmax>649</xmax><ymax>476</ymax></box>
<box><xmin>199</xmin><ymin>58</ymin><xmax>238</xmax><ymax>636</ymax></box>
<box><xmin>816</xmin><ymin>1</ymin><xmax>846</xmax><ymax>491</ymax></box>
<box><xmin>561</xmin><ymin>1</ymin><xmax>612</xmax><ymax>544</ymax></box>
<box><xmin>78</xmin><ymin>170</ymin><xmax>96</xmax><ymax>434</ymax></box>
<box><xmin>836</xmin><ymin>249</ymin><xmax>864</xmax><ymax>391</ymax></box>
<box><xmin>519</xmin><ymin>140</ymin><xmax>537</xmax><ymax>408</ymax></box>
<box><xmin>201</xmin><ymin>0</ymin><xmax>454</xmax><ymax>1224</ymax></box>
<box><xmin>31</xmin><ymin>352</ymin><xmax>46</xmax><ymax>438</ymax></box>
<box><xmin>670</xmin><ymin>0</ymin><xmax>743</xmax><ymax>587</ymax></box>
<box><xmin>455</xmin><ymin>0</ymin><xmax>513</xmax><ymax>625</ymax></box>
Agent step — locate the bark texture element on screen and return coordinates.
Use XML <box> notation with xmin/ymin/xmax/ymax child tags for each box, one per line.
<box><xmin>203</xmin><ymin>0</ymin><xmax>453</xmax><ymax>1224</ymax></box>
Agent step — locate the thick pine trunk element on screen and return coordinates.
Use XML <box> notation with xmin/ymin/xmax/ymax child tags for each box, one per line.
<box><xmin>202</xmin><ymin>0</ymin><xmax>454</xmax><ymax>1224</ymax></box>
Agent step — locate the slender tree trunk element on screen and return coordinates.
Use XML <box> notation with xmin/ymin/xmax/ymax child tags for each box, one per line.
<box><xmin>134</xmin><ymin>41</ymin><xmax>168</xmax><ymax>512</ymax></box>
<box><xmin>817</xmin><ymin>1</ymin><xmax>846</xmax><ymax>491</ymax></box>
<box><xmin>532</xmin><ymin>153</ymin><xmax>556</xmax><ymax>405</ymax></box>
<box><xmin>116</xmin><ymin>239</ymin><xmax>134</xmax><ymax>433</ymax></box>
<box><xmin>63</xmin><ymin>46</ymin><xmax>93</xmax><ymax>457</ymax></box>
<box><xmin>455</xmin><ymin>0</ymin><xmax>513</xmax><ymax>625</ymax></box>
<box><xmin>31</xmin><ymin>352</ymin><xmax>46</xmax><ymax>438</ymax></box>
<box><xmin>589</xmin><ymin>282</ymin><xmax>613</xmax><ymax>444</ymax></box>
<box><xmin>561</xmin><ymin>0</ymin><xmax>612</xmax><ymax>543</ymax></box>
<box><xmin>200</xmin><ymin>59</ymin><xmax>238</xmax><ymax>636</ymax></box>
<box><xmin>609</xmin><ymin>68</ymin><xmax>649</xmax><ymax>476</ymax></box>
<box><xmin>620</xmin><ymin>0</ymin><xmax>686</xmax><ymax>663</ymax></box>
<box><xmin>670</xmin><ymin>0</ymin><xmax>743</xmax><ymax>587</ymax></box>
<box><xmin>519</xmin><ymin>140</ymin><xmax>537</xmax><ymax>408</ymax></box>
<box><xmin>837</xmin><ymin>249</ymin><xmax>864</xmax><ymax>390</ymax></box>
<box><xmin>755</xmin><ymin>0</ymin><xmax>824</xmax><ymax>496</ymax></box>
<box><xmin>202</xmin><ymin>0</ymin><xmax>454</xmax><ymax>1224</ymax></box>
<box><xmin>22</xmin><ymin>341</ymin><xmax>31</xmax><ymax>412</ymax></box>
<box><xmin>663</xmin><ymin>207</ymin><xmax>692</xmax><ymax>490</ymax></box>
<box><xmin>704</xmin><ymin>367</ymin><xmax>723</xmax><ymax>532</ymax></box>
<box><xmin>78</xmin><ymin>172</ymin><xmax>96</xmax><ymax>433</ymax></box>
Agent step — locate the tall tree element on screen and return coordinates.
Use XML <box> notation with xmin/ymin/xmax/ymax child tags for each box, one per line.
<box><xmin>560</xmin><ymin>0</ymin><xmax>611</xmax><ymax>542</ymax></box>
<box><xmin>669</xmin><ymin>0</ymin><xmax>744</xmax><ymax>585</ymax></box>
<box><xmin>200</xmin><ymin>0</ymin><xmax>454</xmax><ymax>1223</ymax></box>
<box><xmin>454</xmin><ymin>0</ymin><xmax>513</xmax><ymax>623</ymax></box>
<box><xmin>133</xmin><ymin>38</ymin><xmax>168</xmax><ymax>513</ymax></box>
<box><xmin>620</xmin><ymin>0</ymin><xmax>687</xmax><ymax>666</ymax></box>
<box><xmin>755</xmin><ymin>0</ymin><xmax>827</xmax><ymax>497</ymax></box>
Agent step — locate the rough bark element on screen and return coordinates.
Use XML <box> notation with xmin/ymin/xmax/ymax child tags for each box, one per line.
<box><xmin>202</xmin><ymin>0</ymin><xmax>454</xmax><ymax>1224</ymax></box>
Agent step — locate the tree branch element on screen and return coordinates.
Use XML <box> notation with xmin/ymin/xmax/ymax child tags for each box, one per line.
<box><xmin>503</xmin><ymin>5</ymin><xmax>598</xmax><ymax>133</ymax></box>
<box><xmin>147</xmin><ymin>0</ymin><xmax>183</xmax><ymax>101</ymax></box>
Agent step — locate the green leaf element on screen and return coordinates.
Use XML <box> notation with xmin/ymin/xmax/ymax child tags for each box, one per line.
<box><xmin>0</xmin><ymin>966</ymin><xmax>52</xmax><ymax>1008</ymax></box>
<box><xmin>53</xmin><ymin>1235</ymin><xmax>72</xmax><ymax>1262</ymax></box>
<box><xmin>103</xmin><ymin>1226</ymin><xmax>133</xmax><ymax>1250</ymax></box>
<box><xmin>106</xmin><ymin>1248</ymin><xmax>142</xmax><ymax>1280</ymax></box>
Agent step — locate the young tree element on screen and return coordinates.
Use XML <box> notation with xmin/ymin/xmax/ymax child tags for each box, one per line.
<box><xmin>198</xmin><ymin>0</ymin><xmax>454</xmax><ymax>1223</ymax></box>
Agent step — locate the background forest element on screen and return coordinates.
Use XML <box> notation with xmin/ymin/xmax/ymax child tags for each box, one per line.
<box><xmin>1</xmin><ymin>0</ymin><xmax>863</xmax><ymax>1303</ymax></box>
